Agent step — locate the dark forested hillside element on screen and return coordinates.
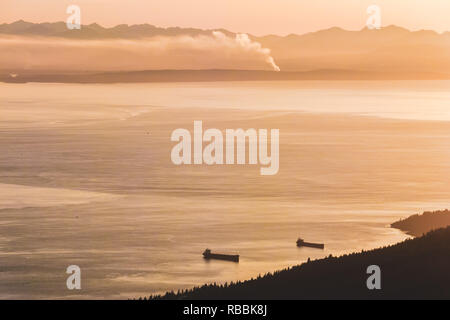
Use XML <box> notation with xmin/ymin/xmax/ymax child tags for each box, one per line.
<box><xmin>149</xmin><ymin>227</ymin><xmax>450</xmax><ymax>300</ymax></box>
<box><xmin>392</xmin><ymin>209</ymin><xmax>450</xmax><ymax>236</ymax></box>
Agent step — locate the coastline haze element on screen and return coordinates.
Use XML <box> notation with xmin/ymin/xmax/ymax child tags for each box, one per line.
<box><xmin>1</xmin><ymin>22</ymin><xmax>450</xmax><ymax>78</ymax></box>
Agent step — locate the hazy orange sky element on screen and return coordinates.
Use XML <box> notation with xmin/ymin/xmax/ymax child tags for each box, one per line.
<box><xmin>1</xmin><ymin>0</ymin><xmax>450</xmax><ymax>35</ymax></box>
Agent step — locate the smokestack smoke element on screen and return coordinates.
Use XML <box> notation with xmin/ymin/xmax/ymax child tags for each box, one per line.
<box><xmin>0</xmin><ymin>32</ymin><xmax>281</xmax><ymax>72</ymax></box>
<box><xmin>214</xmin><ymin>32</ymin><xmax>281</xmax><ymax>71</ymax></box>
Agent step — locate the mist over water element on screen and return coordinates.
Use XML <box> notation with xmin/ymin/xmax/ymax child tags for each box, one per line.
<box><xmin>1</xmin><ymin>81</ymin><xmax>450</xmax><ymax>299</ymax></box>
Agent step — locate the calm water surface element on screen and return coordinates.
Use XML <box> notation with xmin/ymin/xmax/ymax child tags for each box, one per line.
<box><xmin>1</xmin><ymin>81</ymin><xmax>450</xmax><ymax>299</ymax></box>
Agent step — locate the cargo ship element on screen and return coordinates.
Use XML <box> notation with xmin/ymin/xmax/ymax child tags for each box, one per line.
<box><xmin>296</xmin><ymin>238</ymin><xmax>325</xmax><ymax>249</ymax></box>
<box><xmin>203</xmin><ymin>249</ymin><xmax>239</xmax><ymax>262</ymax></box>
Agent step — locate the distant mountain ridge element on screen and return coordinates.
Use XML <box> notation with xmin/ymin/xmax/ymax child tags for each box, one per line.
<box><xmin>1</xmin><ymin>20</ymin><xmax>449</xmax><ymax>40</ymax></box>
<box><xmin>0</xmin><ymin>20</ymin><xmax>236</xmax><ymax>39</ymax></box>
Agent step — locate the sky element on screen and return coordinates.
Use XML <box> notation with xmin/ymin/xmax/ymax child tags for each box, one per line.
<box><xmin>1</xmin><ymin>0</ymin><xmax>450</xmax><ymax>36</ymax></box>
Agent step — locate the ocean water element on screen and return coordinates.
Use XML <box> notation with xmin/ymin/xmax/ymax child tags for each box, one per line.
<box><xmin>1</xmin><ymin>81</ymin><xmax>450</xmax><ymax>299</ymax></box>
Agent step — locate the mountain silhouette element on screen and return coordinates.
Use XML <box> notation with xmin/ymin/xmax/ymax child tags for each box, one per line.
<box><xmin>0</xmin><ymin>20</ymin><xmax>234</xmax><ymax>39</ymax></box>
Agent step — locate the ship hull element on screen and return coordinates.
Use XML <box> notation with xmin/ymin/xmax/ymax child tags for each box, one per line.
<box><xmin>203</xmin><ymin>253</ymin><xmax>239</xmax><ymax>262</ymax></box>
<box><xmin>297</xmin><ymin>242</ymin><xmax>325</xmax><ymax>249</ymax></box>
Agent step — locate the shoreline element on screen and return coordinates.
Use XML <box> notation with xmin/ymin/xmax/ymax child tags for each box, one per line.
<box><xmin>2</xmin><ymin>69</ymin><xmax>450</xmax><ymax>84</ymax></box>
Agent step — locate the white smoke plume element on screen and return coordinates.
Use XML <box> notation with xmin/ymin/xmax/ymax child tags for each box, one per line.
<box><xmin>213</xmin><ymin>32</ymin><xmax>280</xmax><ymax>71</ymax></box>
<box><xmin>0</xmin><ymin>32</ymin><xmax>281</xmax><ymax>72</ymax></box>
